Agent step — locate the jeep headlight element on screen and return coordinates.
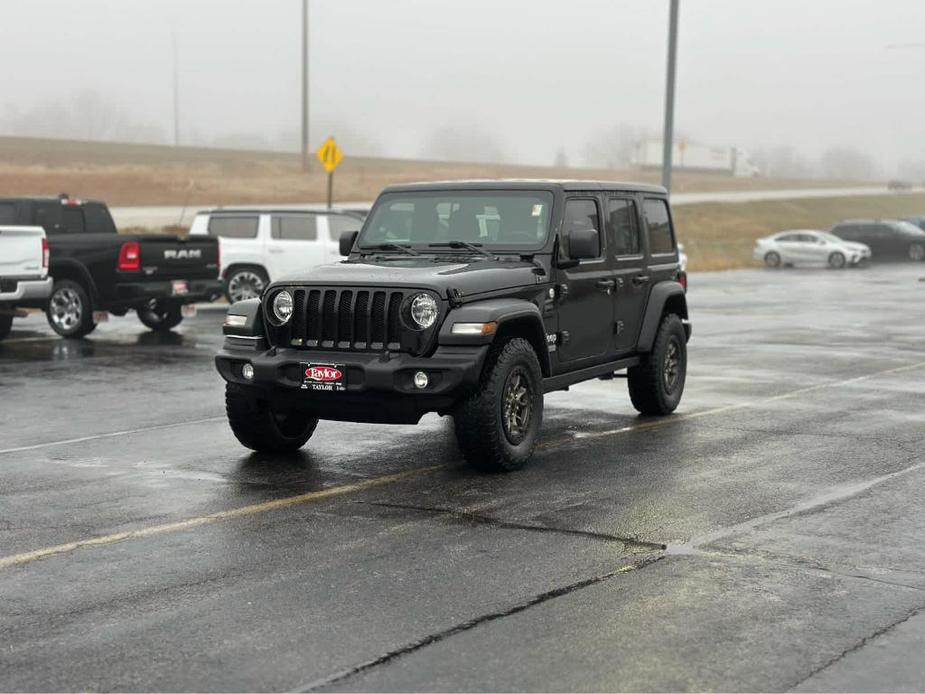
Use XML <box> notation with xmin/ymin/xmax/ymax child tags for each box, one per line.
<box><xmin>409</xmin><ymin>293</ymin><xmax>438</xmax><ymax>329</ymax></box>
<box><xmin>272</xmin><ymin>290</ymin><xmax>293</xmax><ymax>324</ymax></box>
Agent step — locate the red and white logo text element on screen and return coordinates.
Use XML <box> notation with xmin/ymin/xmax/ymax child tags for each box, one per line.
<box><xmin>305</xmin><ymin>366</ymin><xmax>342</xmax><ymax>382</ymax></box>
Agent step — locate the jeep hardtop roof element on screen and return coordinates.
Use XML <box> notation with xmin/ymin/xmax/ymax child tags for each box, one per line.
<box><xmin>380</xmin><ymin>179</ymin><xmax>668</xmax><ymax>195</ymax></box>
<box><xmin>200</xmin><ymin>207</ymin><xmax>362</xmax><ymax>216</ymax></box>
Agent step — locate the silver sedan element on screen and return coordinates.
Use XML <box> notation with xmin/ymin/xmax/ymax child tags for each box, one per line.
<box><xmin>754</xmin><ymin>230</ymin><xmax>871</xmax><ymax>269</ymax></box>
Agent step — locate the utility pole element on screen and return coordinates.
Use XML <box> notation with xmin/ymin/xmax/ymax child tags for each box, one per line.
<box><xmin>661</xmin><ymin>0</ymin><xmax>680</xmax><ymax>193</ymax></box>
<box><xmin>171</xmin><ymin>23</ymin><xmax>180</xmax><ymax>147</ymax></box>
<box><xmin>301</xmin><ymin>0</ymin><xmax>310</xmax><ymax>172</ymax></box>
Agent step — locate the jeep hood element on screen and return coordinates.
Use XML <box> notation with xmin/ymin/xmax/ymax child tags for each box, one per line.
<box><xmin>278</xmin><ymin>256</ymin><xmax>542</xmax><ymax>297</ymax></box>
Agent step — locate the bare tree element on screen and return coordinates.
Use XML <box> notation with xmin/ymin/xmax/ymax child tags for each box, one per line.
<box><xmin>553</xmin><ymin>147</ymin><xmax>568</xmax><ymax>169</ymax></box>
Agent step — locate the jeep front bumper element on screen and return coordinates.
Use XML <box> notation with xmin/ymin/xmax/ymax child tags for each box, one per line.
<box><xmin>215</xmin><ymin>342</ymin><xmax>489</xmax><ymax>424</ymax></box>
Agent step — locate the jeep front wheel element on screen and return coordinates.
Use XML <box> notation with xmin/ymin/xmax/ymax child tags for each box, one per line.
<box><xmin>454</xmin><ymin>337</ymin><xmax>543</xmax><ymax>472</ymax></box>
<box><xmin>628</xmin><ymin>313</ymin><xmax>687</xmax><ymax>416</ymax></box>
<box><xmin>225</xmin><ymin>383</ymin><xmax>319</xmax><ymax>453</ymax></box>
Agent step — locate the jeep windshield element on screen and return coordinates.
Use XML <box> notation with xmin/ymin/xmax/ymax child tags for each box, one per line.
<box><xmin>358</xmin><ymin>190</ymin><xmax>554</xmax><ymax>252</ymax></box>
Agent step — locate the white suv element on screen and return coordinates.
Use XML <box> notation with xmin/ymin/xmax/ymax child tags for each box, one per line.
<box><xmin>189</xmin><ymin>209</ymin><xmax>363</xmax><ymax>303</ymax></box>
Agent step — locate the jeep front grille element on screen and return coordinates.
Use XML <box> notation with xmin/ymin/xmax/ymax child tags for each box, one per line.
<box><xmin>273</xmin><ymin>287</ymin><xmax>408</xmax><ymax>351</ymax></box>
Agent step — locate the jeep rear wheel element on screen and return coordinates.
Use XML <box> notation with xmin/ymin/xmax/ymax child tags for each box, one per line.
<box><xmin>453</xmin><ymin>337</ymin><xmax>543</xmax><ymax>472</ymax></box>
<box><xmin>628</xmin><ymin>313</ymin><xmax>687</xmax><ymax>416</ymax></box>
<box><xmin>225</xmin><ymin>383</ymin><xmax>318</xmax><ymax>453</ymax></box>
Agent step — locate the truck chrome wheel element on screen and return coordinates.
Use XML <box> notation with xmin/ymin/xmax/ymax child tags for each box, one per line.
<box><xmin>501</xmin><ymin>367</ymin><xmax>532</xmax><ymax>445</ymax></box>
<box><xmin>227</xmin><ymin>271</ymin><xmax>266</xmax><ymax>303</ymax></box>
<box><xmin>663</xmin><ymin>337</ymin><xmax>681</xmax><ymax>393</ymax></box>
<box><xmin>49</xmin><ymin>287</ymin><xmax>83</xmax><ymax>332</ymax></box>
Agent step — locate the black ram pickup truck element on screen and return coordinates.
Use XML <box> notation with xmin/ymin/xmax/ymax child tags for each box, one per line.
<box><xmin>216</xmin><ymin>180</ymin><xmax>690</xmax><ymax>471</ymax></box>
<box><xmin>0</xmin><ymin>195</ymin><xmax>222</xmax><ymax>337</ymax></box>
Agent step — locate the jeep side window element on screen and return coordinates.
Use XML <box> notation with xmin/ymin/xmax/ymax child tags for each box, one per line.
<box><xmin>272</xmin><ymin>215</ymin><xmax>318</xmax><ymax>241</ymax></box>
<box><xmin>606</xmin><ymin>199</ymin><xmax>640</xmax><ymax>256</ymax></box>
<box><xmin>563</xmin><ymin>198</ymin><xmax>601</xmax><ymax>258</ymax></box>
<box><xmin>643</xmin><ymin>198</ymin><xmax>675</xmax><ymax>255</ymax></box>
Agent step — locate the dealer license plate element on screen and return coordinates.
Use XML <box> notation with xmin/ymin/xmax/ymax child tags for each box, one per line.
<box><xmin>301</xmin><ymin>363</ymin><xmax>346</xmax><ymax>392</ymax></box>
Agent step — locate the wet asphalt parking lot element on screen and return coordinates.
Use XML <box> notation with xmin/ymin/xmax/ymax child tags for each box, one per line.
<box><xmin>2</xmin><ymin>264</ymin><xmax>925</xmax><ymax>692</ymax></box>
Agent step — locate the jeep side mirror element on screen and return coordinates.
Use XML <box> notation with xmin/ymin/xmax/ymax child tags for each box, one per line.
<box><xmin>339</xmin><ymin>230</ymin><xmax>359</xmax><ymax>256</ymax></box>
<box><xmin>568</xmin><ymin>228</ymin><xmax>600</xmax><ymax>260</ymax></box>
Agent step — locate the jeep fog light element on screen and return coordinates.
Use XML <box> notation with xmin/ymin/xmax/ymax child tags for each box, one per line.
<box><xmin>413</xmin><ymin>371</ymin><xmax>429</xmax><ymax>389</ymax></box>
<box><xmin>272</xmin><ymin>290</ymin><xmax>293</xmax><ymax>324</ymax></box>
<box><xmin>410</xmin><ymin>294</ymin><xmax>438</xmax><ymax>329</ymax></box>
<box><xmin>241</xmin><ymin>363</ymin><xmax>254</xmax><ymax>381</ymax></box>
<box><xmin>451</xmin><ymin>321</ymin><xmax>497</xmax><ymax>336</ymax></box>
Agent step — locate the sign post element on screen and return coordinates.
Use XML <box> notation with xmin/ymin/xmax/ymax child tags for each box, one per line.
<box><xmin>316</xmin><ymin>137</ymin><xmax>344</xmax><ymax>209</ymax></box>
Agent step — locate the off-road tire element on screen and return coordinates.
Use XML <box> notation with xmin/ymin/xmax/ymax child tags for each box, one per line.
<box><xmin>628</xmin><ymin>313</ymin><xmax>687</xmax><ymax>416</ymax></box>
<box><xmin>909</xmin><ymin>243</ymin><xmax>925</xmax><ymax>262</ymax></box>
<box><xmin>225</xmin><ymin>383</ymin><xmax>318</xmax><ymax>453</ymax></box>
<box><xmin>138</xmin><ymin>302</ymin><xmax>183</xmax><ymax>332</ymax></box>
<box><xmin>828</xmin><ymin>252</ymin><xmax>846</xmax><ymax>269</ymax></box>
<box><xmin>46</xmin><ymin>279</ymin><xmax>97</xmax><ymax>338</ymax></box>
<box><xmin>0</xmin><ymin>314</ymin><xmax>12</xmax><ymax>341</ymax></box>
<box><xmin>764</xmin><ymin>251</ymin><xmax>781</xmax><ymax>268</ymax></box>
<box><xmin>453</xmin><ymin>337</ymin><xmax>543</xmax><ymax>472</ymax></box>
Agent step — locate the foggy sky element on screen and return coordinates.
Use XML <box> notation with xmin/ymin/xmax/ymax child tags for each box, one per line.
<box><xmin>0</xmin><ymin>0</ymin><xmax>923</xmax><ymax>171</ymax></box>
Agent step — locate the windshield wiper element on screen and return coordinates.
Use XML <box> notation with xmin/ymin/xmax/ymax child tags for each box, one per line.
<box><xmin>365</xmin><ymin>243</ymin><xmax>419</xmax><ymax>256</ymax></box>
<box><xmin>429</xmin><ymin>240</ymin><xmax>494</xmax><ymax>258</ymax></box>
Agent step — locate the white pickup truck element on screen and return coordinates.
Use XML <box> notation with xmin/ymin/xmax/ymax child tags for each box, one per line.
<box><xmin>0</xmin><ymin>225</ymin><xmax>52</xmax><ymax>340</ymax></box>
<box><xmin>189</xmin><ymin>208</ymin><xmax>364</xmax><ymax>303</ymax></box>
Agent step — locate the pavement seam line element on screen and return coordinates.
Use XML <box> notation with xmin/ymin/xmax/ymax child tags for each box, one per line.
<box><xmin>786</xmin><ymin>604</ymin><xmax>925</xmax><ymax>691</ymax></box>
<box><xmin>295</xmin><ymin>555</ymin><xmax>665</xmax><ymax>692</ymax></box>
<box><xmin>0</xmin><ymin>466</ymin><xmax>443</xmax><ymax>569</ymax></box>
<box><xmin>357</xmin><ymin>500</ymin><xmax>666</xmax><ymax>550</ymax></box>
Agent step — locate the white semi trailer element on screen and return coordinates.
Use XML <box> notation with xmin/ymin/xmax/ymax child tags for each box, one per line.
<box><xmin>632</xmin><ymin>140</ymin><xmax>760</xmax><ymax>177</ymax></box>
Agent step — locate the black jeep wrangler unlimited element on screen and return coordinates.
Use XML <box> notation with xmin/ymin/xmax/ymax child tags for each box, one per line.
<box><xmin>215</xmin><ymin>181</ymin><xmax>690</xmax><ymax>471</ymax></box>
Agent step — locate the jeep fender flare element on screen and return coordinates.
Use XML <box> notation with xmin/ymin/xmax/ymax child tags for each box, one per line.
<box><xmin>637</xmin><ymin>281</ymin><xmax>689</xmax><ymax>353</ymax></box>
<box><xmin>222</xmin><ymin>297</ymin><xmax>264</xmax><ymax>336</ymax></box>
<box><xmin>438</xmin><ymin>298</ymin><xmax>550</xmax><ymax>376</ymax></box>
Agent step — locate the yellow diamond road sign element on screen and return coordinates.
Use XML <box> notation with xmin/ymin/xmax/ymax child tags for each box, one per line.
<box><xmin>317</xmin><ymin>137</ymin><xmax>343</xmax><ymax>173</ymax></box>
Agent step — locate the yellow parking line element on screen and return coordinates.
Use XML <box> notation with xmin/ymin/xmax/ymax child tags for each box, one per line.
<box><xmin>0</xmin><ymin>466</ymin><xmax>443</xmax><ymax>569</ymax></box>
<box><xmin>2</xmin><ymin>359</ymin><xmax>923</xmax><ymax>570</ymax></box>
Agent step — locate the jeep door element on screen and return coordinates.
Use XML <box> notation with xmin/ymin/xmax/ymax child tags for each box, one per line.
<box><xmin>269</xmin><ymin>213</ymin><xmax>327</xmax><ymax>278</ymax></box>
<box><xmin>555</xmin><ymin>196</ymin><xmax>616</xmax><ymax>365</ymax></box>
<box><xmin>606</xmin><ymin>196</ymin><xmax>647</xmax><ymax>354</ymax></box>
<box><xmin>640</xmin><ymin>195</ymin><xmax>680</xmax><ymax>298</ymax></box>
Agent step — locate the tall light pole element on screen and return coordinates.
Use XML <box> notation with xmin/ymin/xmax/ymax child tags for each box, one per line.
<box><xmin>301</xmin><ymin>0</ymin><xmax>310</xmax><ymax>172</ymax></box>
<box><xmin>171</xmin><ymin>23</ymin><xmax>180</xmax><ymax>147</ymax></box>
<box><xmin>661</xmin><ymin>0</ymin><xmax>680</xmax><ymax>193</ymax></box>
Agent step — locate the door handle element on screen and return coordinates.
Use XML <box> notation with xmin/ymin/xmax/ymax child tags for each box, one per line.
<box><xmin>631</xmin><ymin>274</ymin><xmax>650</xmax><ymax>286</ymax></box>
<box><xmin>269</xmin><ymin>248</ymin><xmax>284</xmax><ymax>254</ymax></box>
<box><xmin>596</xmin><ymin>279</ymin><xmax>616</xmax><ymax>293</ymax></box>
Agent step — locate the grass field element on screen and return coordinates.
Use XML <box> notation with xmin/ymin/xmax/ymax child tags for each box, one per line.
<box><xmin>0</xmin><ymin>135</ymin><xmax>868</xmax><ymax>206</ymax></box>
<box><xmin>675</xmin><ymin>193</ymin><xmax>925</xmax><ymax>271</ymax></box>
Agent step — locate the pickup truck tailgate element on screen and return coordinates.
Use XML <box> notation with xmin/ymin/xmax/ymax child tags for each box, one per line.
<box><xmin>0</xmin><ymin>225</ymin><xmax>46</xmax><ymax>278</ymax></box>
<box><xmin>136</xmin><ymin>236</ymin><xmax>220</xmax><ymax>280</ymax></box>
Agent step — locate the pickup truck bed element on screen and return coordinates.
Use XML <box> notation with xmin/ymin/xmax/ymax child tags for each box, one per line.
<box><xmin>0</xmin><ymin>195</ymin><xmax>222</xmax><ymax>337</ymax></box>
<box><xmin>0</xmin><ymin>225</ymin><xmax>51</xmax><ymax>340</ymax></box>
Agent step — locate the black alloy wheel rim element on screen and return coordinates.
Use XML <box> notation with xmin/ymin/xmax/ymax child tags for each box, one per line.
<box><xmin>502</xmin><ymin>367</ymin><xmax>533</xmax><ymax>445</ymax></box>
<box><xmin>663</xmin><ymin>337</ymin><xmax>681</xmax><ymax>393</ymax></box>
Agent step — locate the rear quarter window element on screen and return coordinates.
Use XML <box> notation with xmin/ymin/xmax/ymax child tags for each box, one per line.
<box><xmin>208</xmin><ymin>216</ymin><xmax>259</xmax><ymax>239</ymax></box>
<box><xmin>643</xmin><ymin>198</ymin><xmax>675</xmax><ymax>255</ymax></box>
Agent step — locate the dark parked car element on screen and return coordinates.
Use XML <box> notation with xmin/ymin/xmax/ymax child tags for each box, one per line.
<box><xmin>904</xmin><ymin>216</ymin><xmax>925</xmax><ymax>232</ymax></box>
<box><xmin>216</xmin><ymin>180</ymin><xmax>691</xmax><ymax>471</ymax></box>
<box><xmin>0</xmin><ymin>194</ymin><xmax>222</xmax><ymax>337</ymax></box>
<box><xmin>830</xmin><ymin>219</ymin><xmax>925</xmax><ymax>262</ymax></box>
